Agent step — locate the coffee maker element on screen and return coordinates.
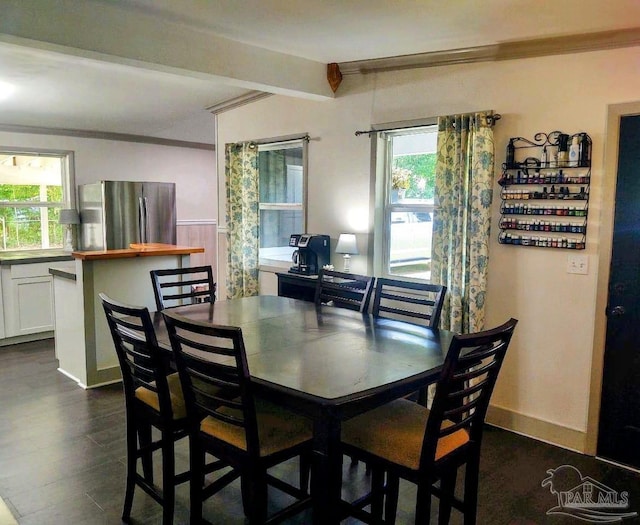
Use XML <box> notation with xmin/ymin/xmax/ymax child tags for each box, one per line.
<box><xmin>289</xmin><ymin>234</ymin><xmax>330</xmax><ymax>275</ymax></box>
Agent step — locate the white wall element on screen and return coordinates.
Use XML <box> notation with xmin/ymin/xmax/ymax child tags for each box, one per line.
<box><xmin>216</xmin><ymin>46</ymin><xmax>640</xmax><ymax>451</ymax></box>
<box><xmin>0</xmin><ymin>129</ymin><xmax>216</xmax><ymax>221</ymax></box>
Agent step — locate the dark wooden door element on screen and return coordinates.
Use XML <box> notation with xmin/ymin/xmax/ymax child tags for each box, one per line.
<box><xmin>598</xmin><ymin>114</ymin><xmax>640</xmax><ymax>468</ymax></box>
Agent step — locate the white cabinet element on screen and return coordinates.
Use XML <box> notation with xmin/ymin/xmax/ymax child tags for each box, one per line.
<box><xmin>2</xmin><ymin>263</ymin><xmax>55</xmax><ymax>338</ymax></box>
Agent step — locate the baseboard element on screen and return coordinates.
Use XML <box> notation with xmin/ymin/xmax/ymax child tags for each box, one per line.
<box><xmin>0</xmin><ymin>331</ymin><xmax>53</xmax><ymax>347</ymax></box>
<box><xmin>56</xmin><ymin>367</ymin><xmax>84</xmax><ymax>386</ymax></box>
<box><xmin>487</xmin><ymin>404</ymin><xmax>587</xmax><ymax>454</ymax></box>
<box><xmin>87</xmin><ymin>365</ymin><xmax>122</xmax><ymax>388</ymax></box>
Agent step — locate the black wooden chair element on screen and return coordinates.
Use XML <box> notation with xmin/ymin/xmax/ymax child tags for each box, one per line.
<box><xmin>162</xmin><ymin>310</ymin><xmax>313</xmax><ymax>524</ymax></box>
<box><xmin>100</xmin><ymin>293</ymin><xmax>191</xmax><ymax>525</ymax></box>
<box><xmin>150</xmin><ymin>266</ymin><xmax>216</xmax><ymax>310</ymax></box>
<box><xmin>372</xmin><ymin>278</ymin><xmax>446</xmax><ymax>328</ymax></box>
<box><xmin>341</xmin><ymin>318</ymin><xmax>518</xmax><ymax>525</ymax></box>
<box><xmin>314</xmin><ymin>269</ymin><xmax>375</xmax><ymax>313</ymax></box>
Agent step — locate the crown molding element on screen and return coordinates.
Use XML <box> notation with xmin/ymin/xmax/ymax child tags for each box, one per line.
<box><xmin>0</xmin><ymin>123</ymin><xmax>215</xmax><ymax>150</ymax></box>
<box><xmin>206</xmin><ymin>91</ymin><xmax>273</xmax><ymax>114</ymax></box>
<box><xmin>339</xmin><ymin>28</ymin><xmax>640</xmax><ymax>75</ymax></box>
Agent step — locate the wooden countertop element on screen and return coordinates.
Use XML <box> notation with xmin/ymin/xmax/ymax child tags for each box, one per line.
<box><xmin>71</xmin><ymin>243</ymin><xmax>204</xmax><ymax>261</ymax></box>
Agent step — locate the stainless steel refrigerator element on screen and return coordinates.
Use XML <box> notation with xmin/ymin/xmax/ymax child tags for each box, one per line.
<box><xmin>78</xmin><ymin>181</ymin><xmax>176</xmax><ymax>250</ymax></box>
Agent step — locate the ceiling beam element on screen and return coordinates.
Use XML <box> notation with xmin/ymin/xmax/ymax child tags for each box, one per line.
<box><xmin>0</xmin><ymin>0</ymin><xmax>334</xmax><ymax>101</ymax></box>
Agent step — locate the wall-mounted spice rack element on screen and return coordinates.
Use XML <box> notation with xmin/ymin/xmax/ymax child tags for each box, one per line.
<box><xmin>498</xmin><ymin>131</ymin><xmax>591</xmax><ymax>250</ymax></box>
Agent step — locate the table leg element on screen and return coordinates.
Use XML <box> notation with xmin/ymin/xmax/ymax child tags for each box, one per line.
<box><xmin>311</xmin><ymin>413</ymin><xmax>343</xmax><ymax>525</ymax></box>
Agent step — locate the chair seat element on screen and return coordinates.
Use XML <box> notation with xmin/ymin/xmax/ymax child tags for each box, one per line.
<box><xmin>342</xmin><ymin>398</ymin><xmax>469</xmax><ymax>470</ymax></box>
<box><xmin>200</xmin><ymin>399</ymin><xmax>313</xmax><ymax>457</ymax></box>
<box><xmin>135</xmin><ymin>372</ymin><xmax>187</xmax><ymax>420</ymax></box>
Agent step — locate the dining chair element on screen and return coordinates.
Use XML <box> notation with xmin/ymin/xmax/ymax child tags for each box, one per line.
<box><xmin>372</xmin><ymin>278</ymin><xmax>446</xmax><ymax>328</ymax></box>
<box><xmin>162</xmin><ymin>310</ymin><xmax>313</xmax><ymax>524</ymax></box>
<box><xmin>99</xmin><ymin>293</ymin><xmax>191</xmax><ymax>525</ymax></box>
<box><xmin>341</xmin><ymin>318</ymin><xmax>518</xmax><ymax>525</ymax></box>
<box><xmin>314</xmin><ymin>269</ymin><xmax>375</xmax><ymax>313</ymax></box>
<box><xmin>150</xmin><ymin>265</ymin><xmax>216</xmax><ymax>310</ymax></box>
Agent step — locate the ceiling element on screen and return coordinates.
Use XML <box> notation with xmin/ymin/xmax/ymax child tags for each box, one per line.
<box><xmin>0</xmin><ymin>0</ymin><xmax>639</xmax><ymax>141</ymax></box>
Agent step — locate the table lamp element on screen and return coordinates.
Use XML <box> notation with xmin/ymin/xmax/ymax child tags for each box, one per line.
<box><xmin>335</xmin><ymin>233</ymin><xmax>358</xmax><ymax>272</ymax></box>
<box><xmin>59</xmin><ymin>208</ymin><xmax>80</xmax><ymax>252</ymax></box>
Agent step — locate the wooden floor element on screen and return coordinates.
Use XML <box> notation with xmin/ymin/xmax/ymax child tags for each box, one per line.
<box><xmin>2</xmin><ymin>339</ymin><xmax>640</xmax><ymax>524</ymax></box>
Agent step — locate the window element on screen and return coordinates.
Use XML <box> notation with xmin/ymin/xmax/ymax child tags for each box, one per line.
<box><xmin>0</xmin><ymin>150</ymin><xmax>74</xmax><ymax>251</ymax></box>
<box><xmin>258</xmin><ymin>140</ymin><xmax>306</xmax><ymax>262</ymax></box>
<box><xmin>377</xmin><ymin>125</ymin><xmax>437</xmax><ymax>279</ymax></box>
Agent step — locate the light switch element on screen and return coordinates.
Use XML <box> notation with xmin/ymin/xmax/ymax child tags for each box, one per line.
<box><xmin>567</xmin><ymin>254</ymin><xmax>589</xmax><ymax>275</ymax></box>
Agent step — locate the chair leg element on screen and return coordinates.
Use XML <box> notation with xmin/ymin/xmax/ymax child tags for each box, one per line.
<box><xmin>299</xmin><ymin>452</ymin><xmax>311</xmax><ymax>495</ymax></box>
<box><xmin>138</xmin><ymin>421</ymin><xmax>154</xmax><ymax>483</ymax></box>
<box><xmin>122</xmin><ymin>417</ymin><xmax>138</xmax><ymax>521</ymax></box>
<box><xmin>438</xmin><ymin>470</ymin><xmax>457</xmax><ymax>525</ymax></box>
<box><xmin>161</xmin><ymin>430</ymin><xmax>175</xmax><ymax>525</ymax></box>
<box><xmin>385</xmin><ymin>473</ymin><xmax>400</xmax><ymax>525</ymax></box>
<box><xmin>189</xmin><ymin>438</ymin><xmax>205</xmax><ymax>525</ymax></box>
<box><xmin>370</xmin><ymin>468</ymin><xmax>385</xmax><ymax>519</ymax></box>
<box><xmin>245</xmin><ymin>468</ymin><xmax>268</xmax><ymax>523</ymax></box>
<box><xmin>463</xmin><ymin>457</ymin><xmax>480</xmax><ymax>525</ymax></box>
<box><xmin>415</xmin><ymin>481</ymin><xmax>433</xmax><ymax>524</ymax></box>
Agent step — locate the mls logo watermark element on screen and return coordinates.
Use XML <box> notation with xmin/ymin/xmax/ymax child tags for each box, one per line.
<box><xmin>542</xmin><ymin>465</ymin><xmax>638</xmax><ymax>523</ymax></box>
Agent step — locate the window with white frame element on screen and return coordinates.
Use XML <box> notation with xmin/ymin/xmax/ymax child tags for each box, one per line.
<box><xmin>377</xmin><ymin>125</ymin><xmax>437</xmax><ymax>280</ymax></box>
<box><xmin>258</xmin><ymin>140</ymin><xmax>306</xmax><ymax>262</ymax></box>
<box><xmin>0</xmin><ymin>149</ymin><xmax>74</xmax><ymax>251</ymax></box>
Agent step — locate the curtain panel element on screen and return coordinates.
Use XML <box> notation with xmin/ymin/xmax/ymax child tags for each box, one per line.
<box><xmin>431</xmin><ymin>111</ymin><xmax>495</xmax><ymax>333</ymax></box>
<box><xmin>225</xmin><ymin>142</ymin><xmax>260</xmax><ymax>299</ymax></box>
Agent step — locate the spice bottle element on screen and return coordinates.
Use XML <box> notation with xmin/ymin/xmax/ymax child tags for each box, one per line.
<box><xmin>506</xmin><ymin>139</ymin><xmax>515</xmax><ymax>168</ymax></box>
<box><xmin>569</xmin><ymin>136</ymin><xmax>580</xmax><ymax>167</ymax></box>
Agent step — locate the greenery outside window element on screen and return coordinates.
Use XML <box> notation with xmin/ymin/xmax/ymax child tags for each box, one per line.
<box><xmin>0</xmin><ymin>150</ymin><xmax>75</xmax><ymax>251</ymax></box>
<box><xmin>377</xmin><ymin>125</ymin><xmax>437</xmax><ymax>279</ymax></box>
<box><xmin>258</xmin><ymin>140</ymin><xmax>306</xmax><ymax>263</ymax></box>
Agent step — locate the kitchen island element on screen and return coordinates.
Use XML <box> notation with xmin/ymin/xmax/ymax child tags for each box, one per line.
<box><xmin>51</xmin><ymin>243</ymin><xmax>204</xmax><ymax>388</ymax></box>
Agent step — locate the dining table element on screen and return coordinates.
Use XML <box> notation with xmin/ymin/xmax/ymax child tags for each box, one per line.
<box><xmin>151</xmin><ymin>294</ymin><xmax>454</xmax><ymax>524</ymax></box>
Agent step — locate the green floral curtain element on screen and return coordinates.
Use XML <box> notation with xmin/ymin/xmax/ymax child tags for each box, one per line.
<box><xmin>225</xmin><ymin>142</ymin><xmax>260</xmax><ymax>299</ymax></box>
<box><xmin>431</xmin><ymin>111</ymin><xmax>495</xmax><ymax>333</ymax></box>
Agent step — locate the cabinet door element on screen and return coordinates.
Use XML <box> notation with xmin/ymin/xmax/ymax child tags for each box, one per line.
<box><xmin>9</xmin><ymin>276</ymin><xmax>54</xmax><ymax>336</ymax></box>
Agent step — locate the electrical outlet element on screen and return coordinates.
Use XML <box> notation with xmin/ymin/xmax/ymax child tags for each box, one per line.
<box><xmin>567</xmin><ymin>254</ymin><xmax>589</xmax><ymax>275</ymax></box>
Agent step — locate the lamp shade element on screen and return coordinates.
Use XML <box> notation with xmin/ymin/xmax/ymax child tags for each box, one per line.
<box><xmin>59</xmin><ymin>208</ymin><xmax>80</xmax><ymax>225</ymax></box>
<box><xmin>336</xmin><ymin>233</ymin><xmax>358</xmax><ymax>255</ymax></box>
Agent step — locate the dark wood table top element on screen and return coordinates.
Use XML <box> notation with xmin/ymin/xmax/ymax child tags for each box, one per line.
<box><xmin>152</xmin><ymin>295</ymin><xmax>452</xmax><ymax>412</ymax></box>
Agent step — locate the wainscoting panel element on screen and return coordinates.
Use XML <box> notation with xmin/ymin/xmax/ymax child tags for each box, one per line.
<box><xmin>177</xmin><ymin>220</ymin><xmax>217</xmax><ymax>274</ymax></box>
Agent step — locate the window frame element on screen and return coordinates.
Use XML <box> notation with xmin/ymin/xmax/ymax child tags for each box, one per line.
<box><xmin>0</xmin><ymin>147</ymin><xmax>76</xmax><ymax>251</ymax></box>
<box><xmin>372</xmin><ymin>119</ymin><xmax>437</xmax><ymax>280</ymax></box>
<box><xmin>257</xmin><ymin>138</ymin><xmax>308</xmax><ymax>264</ymax></box>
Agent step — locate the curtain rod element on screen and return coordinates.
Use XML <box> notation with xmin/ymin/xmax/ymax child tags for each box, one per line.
<box><xmin>237</xmin><ymin>134</ymin><xmax>310</xmax><ymax>147</ymax></box>
<box><xmin>355</xmin><ymin>113</ymin><xmax>501</xmax><ymax>136</ymax></box>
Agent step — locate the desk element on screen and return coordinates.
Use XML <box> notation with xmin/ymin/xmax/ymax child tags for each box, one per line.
<box><xmin>276</xmin><ymin>271</ymin><xmax>318</xmax><ymax>302</ymax></box>
<box><xmin>152</xmin><ymin>295</ymin><xmax>452</xmax><ymax>524</ymax></box>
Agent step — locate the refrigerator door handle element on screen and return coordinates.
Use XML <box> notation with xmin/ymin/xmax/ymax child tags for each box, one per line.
<box><xmin>139</xmin><ymin>197</ymin><xmax>148</xmax><ymax>243</ymax></box>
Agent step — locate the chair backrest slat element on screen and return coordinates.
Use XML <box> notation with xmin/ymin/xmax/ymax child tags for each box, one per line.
<box><xmin>150</xmin><ymin>266</ymin><xmax>217</xmax><ymax>310</ymax></box>
<box><xmin>100</xmin><ymin>293</ymin><xmax>175</xmax><ymax>418</ymax></box>
<box><xmin>372</xmin><ymin>277</ymin><xmax>446</xmax><ymax>327</ymax></box>
<box><xmin>421</xmin><ymin>318</ymin><xmax>517</xmax><ymax>469</ymax></box>
<box><xmin>162</xmin><ymin>311</ymin><xmax>261</xmax><ymax>454</ymax></box>
<box><xmin>314</xmin><ymin>269</ymin><xmax>375</xmax><ymax>313</ymax></box>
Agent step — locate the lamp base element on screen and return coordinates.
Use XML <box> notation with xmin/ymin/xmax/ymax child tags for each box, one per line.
<box><xmin>63</xmin><ymin>226</ymin><xmax>74</xmax><ymax>252</ymax></box>
<box><xmin>342</xmin><ymin>254</ymin><xmax>351</xmax><ymax>273</ymax></box>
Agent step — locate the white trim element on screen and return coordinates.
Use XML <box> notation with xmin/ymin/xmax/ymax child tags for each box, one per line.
<box><xmin>487</xmin><ymin>404</ymin><xmax>587</xmax><ymax>453</ymax></box>
<box><xmin>177</xmin><ymin>219</ymin><xmax>217</xmax><ymax>225</ymax></box>
<box><xmin>207</xmin><ymin>91</ymin><xmax>273</xmax><ymax>114</ymax></box>
<box><xmin>56</xmin><ymin>366</ymin><xmax>84</xmax><ymax>387</ymax></box>
<box><xmin>0</xmin><ymin>124</ymin><xmax>215</xmax><ymax>151</ymax></box>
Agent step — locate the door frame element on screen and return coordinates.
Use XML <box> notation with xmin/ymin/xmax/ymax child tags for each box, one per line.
<box><xmin>586</xmin><ymin>101</ymin><xmax>640</xmax><ymax>455</ymax></box>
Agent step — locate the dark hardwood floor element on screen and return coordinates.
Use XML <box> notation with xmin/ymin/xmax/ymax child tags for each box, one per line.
<box><xmin>1</xmin><ymin>338</ymin><xmax>640</xmax><ymax>524</ymax></box>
